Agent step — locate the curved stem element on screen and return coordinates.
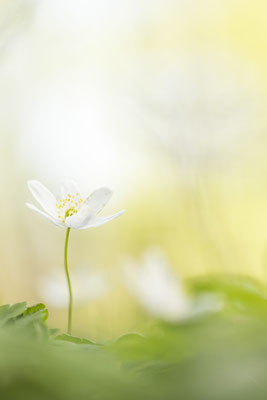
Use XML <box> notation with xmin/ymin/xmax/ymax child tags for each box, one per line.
<box><xmin>64</xmin><ymin>227</ymin><xmax>73</xmax><ymax>334</ymax></box>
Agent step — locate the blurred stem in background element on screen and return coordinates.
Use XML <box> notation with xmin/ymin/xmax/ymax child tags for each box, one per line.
<box><xmin>64</xmin><ymin>227</ymin><xmax>73</xmax><ymax>334</ymax></box>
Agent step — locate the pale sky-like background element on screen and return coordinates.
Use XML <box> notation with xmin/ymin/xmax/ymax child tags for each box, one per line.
<box><xmin>3</xmin><ymin>0</ymin><xmax>265</xmax><ymax>193</ymax></box>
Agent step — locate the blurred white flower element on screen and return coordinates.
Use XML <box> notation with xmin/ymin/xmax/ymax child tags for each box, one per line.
<box><xmin>26</xmin><ymin>179</ymin><xmax>124</xmax><ymax>229</ymax></box>
<box><xmin>121</xmin><ymin>248</ymin><xmax>190</xmax><ymax>322</ymax></box>
<box><xmin>38</xmin><ymin>266</ymin><xmax>109</xmax><ymax>308</ymax></box>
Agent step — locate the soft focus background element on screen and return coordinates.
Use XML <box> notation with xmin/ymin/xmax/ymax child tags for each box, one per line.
<box><xmin>1</xmin><ymin>0</ymin><xmax>267</xmax><ymax>340</ymax></box>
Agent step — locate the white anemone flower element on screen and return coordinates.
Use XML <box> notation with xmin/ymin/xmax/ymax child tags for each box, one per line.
<box><xmin>122</xmin><ymin>248</ymin><xmax>224</xmax><ymax>323</ymax></box>
<box><xmin>121</xmin><ymin>248</ymin><xmax>190</xmax><ymax>322</ymax></box>
<box><xmin>26</xmin><ymin>179</ymin><xmax>125</xmax><ymax>229</ymax></box>
<box><xmin>26</xmin><ymin>178</ymin><xmax>125</xmax><ymax>334</ymax></box>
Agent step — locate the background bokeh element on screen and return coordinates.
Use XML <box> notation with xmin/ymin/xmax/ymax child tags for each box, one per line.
<box><xmin>1</xmin><ymin>0</ymin><xmax>267</xmax><ymax>339</ymax></box>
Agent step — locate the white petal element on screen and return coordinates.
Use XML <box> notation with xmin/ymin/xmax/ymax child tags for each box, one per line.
<box><xmin>85</xmin><ymin>187</ymin><xmax>113</xmax><ymax>215</ymax></box>
<box><xmin>121</xmin><ymin>249</ymin><xmax>190</xmax><ymax>322</ymax></box>
<box><xmin>65</xmin><ymin>203</ymin><xmax>94</xmax><ymax>229</ymax></box>
<box><xmin>26</xmin><ymin>203</ymin><xmax>64</xmax><ymax>227</ymax></box>
<box><xmin>60</xmin><ymin>179</ymin><xmax>80</xmax><ymax>198</ymax></box>
<box><xmin>79</xmin><ymin>210</ymin><xmax>125</xmax><ymax>229</ymax></box>
<box><xmin>27</xmin><ymin>180</ymin><xmax>57</xmax><ymax>217</ymax></box>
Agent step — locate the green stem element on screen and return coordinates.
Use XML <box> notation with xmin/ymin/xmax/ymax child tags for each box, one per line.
<box><xmin>64</xmin><ymin>227</ymin><xmax>73</xmax><ymax>334</ymax></box>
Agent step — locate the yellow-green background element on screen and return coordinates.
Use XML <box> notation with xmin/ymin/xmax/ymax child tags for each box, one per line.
<box><xmin>0</xmin><ymin>0</ymin><xmax>267</xmax><ymax>339</ymax></box>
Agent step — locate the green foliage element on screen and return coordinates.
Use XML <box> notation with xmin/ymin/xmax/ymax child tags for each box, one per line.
<box><xmin>0</xmin><ymin>301</ymin><xmax>50</xmax><ymax>341</ymax></box>
<box><xmin>23</xmin><ymin>303</ymin><xmax>48</xmax><ymax>321</ymax></box>
<box><xmin>0</xmin><ymin>302</ymin><xmax>27</xmax><ymax>327</ymax></box>
<box><xmin>1</xmin><ymin>276</ymin><xmax>267</xmax><ymax>399</ymax></box>
<box><xmin>55</xmin><ymin>333</ymin><xmax>98</xmax><ymax>345</ymax></box>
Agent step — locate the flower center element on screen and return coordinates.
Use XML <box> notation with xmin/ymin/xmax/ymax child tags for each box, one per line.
<box><xmin>56</xmin><ymin>193</ymin><xmax>84</xmax><ymax>223</ymax></box>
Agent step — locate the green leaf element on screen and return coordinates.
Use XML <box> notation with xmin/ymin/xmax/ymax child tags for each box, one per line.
<box><xmin>49</xmin><ymin>328</ymin><xmax>60</xmax><ymax>336</ymax></box>
<box><xmin>23</xmin><ymin>303</ymin><xmax>48</xmax><ymax>321</ymax></box>
<box><xmin>107</xmin><ymin>333</ymin><xmax>147</xmax><ymax>360</ymax></box>
<box><xmin>0</xmin><ymin>302</ymin><xmax>50</xmax><ymax>341</ymax></box>
<box><xmin>109</xmin><ymin>333</ymin><xmax>146</xmax><ymax>346</ymax></box>
<box><xmin>16</xmin><ymin>310</ymin><xmax>47</xmax><ymax>326</ymax></box>
<box><xmin>0</xmin><ymin>304</ymin><xmax>10</xmax><ymax>316</ymax></box>
<box><xmin>0</xmin><ymin>302</ymin><xmax>27</xmax><ymax>327</ymax></box>
<box><xmin>55</xmin><ymin>333</ymin><xmax>98</xmax><ymax>345</ymax></box>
